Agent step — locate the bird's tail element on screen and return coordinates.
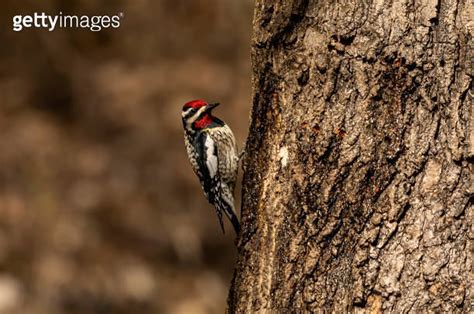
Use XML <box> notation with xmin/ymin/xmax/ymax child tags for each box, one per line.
<box><xmin>215</xmin><ymin>208</ymin><xmax>225</xmax><ymax>234</ymax></box>
<box><xmin>223</xmin><ymin>202</ymin><xmax>241</xmax><ymax>235</ymax></box>
<box><xmin>215</xmin><ymin>193</ymin><xmax>240</xmax><ymax>235</ymax></box>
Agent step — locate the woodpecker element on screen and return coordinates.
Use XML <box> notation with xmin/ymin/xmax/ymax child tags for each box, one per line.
<box><xmin>181</xmin><ymin>99</ymin><xmax>241</xmax><ymax>235</ymax></box>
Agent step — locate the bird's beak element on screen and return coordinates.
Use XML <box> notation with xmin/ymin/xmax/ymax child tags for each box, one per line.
<box><xmin>205</xmin><ymin>102</ymin><xmax>220</xmax><ymax>112</ymax></box>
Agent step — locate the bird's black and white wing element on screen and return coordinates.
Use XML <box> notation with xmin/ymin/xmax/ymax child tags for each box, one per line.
<box><xmin>194</xmin><ymin>131</ymin><xmax>240</xmax><ymax>234</ymax></box>
<box><xmin>194</xmin><ymin>131</ymin><xmax>225</xmax><ymax>232</ymax></box>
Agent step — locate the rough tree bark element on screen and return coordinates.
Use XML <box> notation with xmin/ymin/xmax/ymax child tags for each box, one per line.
<box><xmin>229</xmin><ymin>0</ymin><xmax>472</xmax><ymax>312</ymax></box>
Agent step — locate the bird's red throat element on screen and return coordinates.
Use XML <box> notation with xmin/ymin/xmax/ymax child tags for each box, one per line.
<box><xmin>194</xmin><ymin>115</ymin><xmax>213</xmax><ymax>129</ymax></box>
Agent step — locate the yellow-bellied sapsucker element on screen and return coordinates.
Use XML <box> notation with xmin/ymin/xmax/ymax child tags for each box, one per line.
<box><xmin>182</xmin><ymin>99</ymin><xmax>240</xmax><ymax>234</ymax></box>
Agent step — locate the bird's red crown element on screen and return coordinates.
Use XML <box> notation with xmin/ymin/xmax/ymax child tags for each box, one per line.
<box><xmin>183</xmin><ymin>99</ymin><xmax>207</xmax><ymax>110</ymax></box>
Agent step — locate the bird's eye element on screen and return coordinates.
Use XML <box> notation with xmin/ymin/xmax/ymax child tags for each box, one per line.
<box><xmin>183</xmin><ymin>107</ymin><xmax>197</xmax><ymax>118</ymax></box>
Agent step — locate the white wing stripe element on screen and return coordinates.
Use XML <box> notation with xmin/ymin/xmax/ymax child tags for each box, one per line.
<box><xmin>204</xmin><ymin>135</ymin><xmax>218</xmax><ymax>178</ymax></box>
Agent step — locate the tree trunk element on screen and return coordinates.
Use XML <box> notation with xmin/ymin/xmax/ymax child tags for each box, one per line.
<box><xmin>229</xmin><ymin>0</ymin><xmax>472</xmax><ymax>312</ymax></box>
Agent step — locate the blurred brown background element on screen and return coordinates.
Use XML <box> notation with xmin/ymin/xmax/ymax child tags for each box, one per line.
<box><xmin>0</xmin><ymin>1</ymin><xmax>252</xmax><ymax>313</ymax></box>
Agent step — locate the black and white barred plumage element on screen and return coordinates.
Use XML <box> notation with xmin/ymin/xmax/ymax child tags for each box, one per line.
<box><xmin>182</xmin><ymin>99</ymin><xmax>240</xmax><ymax>234</ymax></box>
